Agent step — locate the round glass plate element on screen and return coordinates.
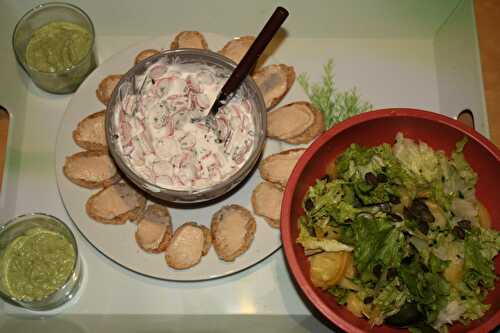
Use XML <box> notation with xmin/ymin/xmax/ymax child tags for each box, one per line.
<box><xmin>55</xmin><ymin>32</ymin><xmax>301</xmax><ymax>281</ymax></box>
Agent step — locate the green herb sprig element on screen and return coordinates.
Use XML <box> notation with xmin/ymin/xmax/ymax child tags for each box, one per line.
<box><xmin>298</xmin><ymin>59</ymin><xmax>372</xmax><ymax>129</ymax></box>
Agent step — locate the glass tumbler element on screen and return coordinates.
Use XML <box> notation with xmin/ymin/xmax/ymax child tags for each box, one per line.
<box><xmin>12</xmin><ymin>2</ymin><xmax>96</xmax><ymax>94</ymax></box>
<box><xmin>0</xmin><ymin>213</ymin><xmax>83</xmax><ymax>311</ymax></box>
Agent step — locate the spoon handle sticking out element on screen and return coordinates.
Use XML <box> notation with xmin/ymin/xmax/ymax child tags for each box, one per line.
<box><xmin>209</xmin><ymin>6</ymin><xmax>289</xmax><ymax>116</ymax></box>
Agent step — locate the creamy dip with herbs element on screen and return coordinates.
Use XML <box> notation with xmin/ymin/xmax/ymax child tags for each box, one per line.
<box><xmin>0</xmin><ymin>226</ymin><xmax>75</xmax><ymax>301</ymax></box>
<box><xmin>25</xmin><ymin>21</ymin><xmax>92</xmax><ymax>72</ymax></box>
<box><xmin>114</xmin><ymin>62</ymin><xmax>256</xmax><ymax>191</ymax></box>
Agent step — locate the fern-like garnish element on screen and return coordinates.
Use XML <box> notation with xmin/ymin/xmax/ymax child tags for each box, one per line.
<box><xmin>298</xmin><ymin>59</ymin><xmax>372</xmax><ymax>129</ymax></box>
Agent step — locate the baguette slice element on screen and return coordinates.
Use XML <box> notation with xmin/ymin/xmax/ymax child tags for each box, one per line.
<box><xmin>211</xmin><ymin>205</ymin><xmax>256</xmax><ymax>262</ymax></box>
<box><xmin>135</xmin><ymin>204</ymin><xmax>173</xmax><ymax>253</ymax></box>
<box><xmin>252</xmin><ymin>64</ymin><xmax>295</xmax><ymax>110</ymax></box>
<box><xmin>251</xmin><ymin>181</ymin><xmax>284</xmax><ymax>228</ymax></box>
<box><xmin>267</xmin><ymin>102</ymin><xmax>324</xmax><ymax>144</ymax></box>
<box><xmin>134</xmin><ymin>49</ymin><xmax>160</xmax><ymax>65</ymax></box>
<box><xmin>63</xmin><ymin>151</ymin><xmax>120</xmax><ymax>189</ymax></box>
<box><xmin>73</xmin><ymin>111</ymin><xmax>107</xmax><ymax>151</ymax></box>
<box><xmin>218</xmin><ymin>36</ymin><xmax>255</xmax><ymax>64</ymax></box>
<box><xmin>86</xmin><ymin>182</ymin><xmax>146</xmax><ymax>225</ymax></box>
<box><xmin>165</xmin><ymin>222</ymin><xmax>211</xmax><ymax>270</ymax></box>
<box><xmin>96</xmin><ymin>74</ymin><xmax>122</xmax><ymax>105</ymax></box>
<box><xmin>170</xmin><ymin>31</ymin><xmax>208</xmax><ymax>50</ymax></box>
<box><xmin>259</xmin><ymin>148</ymin><xmax>305</xmax><ymax>189</ymax></box>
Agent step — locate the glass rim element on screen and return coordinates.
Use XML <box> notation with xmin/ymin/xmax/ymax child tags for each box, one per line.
<box><xmin>105</xmin><ymin>48</ymin><xmax>267</xmax><ymax>201</ymax></box>
<box><xmin>12</xmin><ymin>1</ymin><xmax>96</xmax><ymax>75</ymax></box>
<box><xmin>0</xmin><ymin>212</ymin><xmax>80</xmax><ymax>306</ymax></box>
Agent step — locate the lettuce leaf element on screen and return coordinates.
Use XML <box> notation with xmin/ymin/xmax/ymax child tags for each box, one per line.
<box><xmin>371</xmin><ymin>279</ymin><xmax>410</xmax><ymax>321</ymax></box>
<box><xmin>297</xmin><ymin>221</ymin><xmax>353</xmax><ymax>252</ymax></box>
<box><xmin>398</xmin><ymin>258</ymin><xmax>451</xmax><ymax>323</ymax></box>
<box><xmin>463</xmin><ymin>227</ymin><xmax>500</xmax><ymax>290</ymax></box>
<box><xmin>458</xmin><ymin>284</ymin><xmax>491</xmax><ymax>322</ymax></box>
<box><xmin>451</xmin><ymin>137</ymin><xmax>477</xmax><ymax>191</ymax></box>
<box><xmin>328</xmin><ymin>286</ymin><xmax>349</xmax><ymax>305</ymax></box>
<box><xmin>351</xmin><ymin>216</ymin><xmax>406</xmax><ymax>280</ymax></box>
<box><xmin>393</xmin><ymin>133</ymin><xmax>441</xmax><ymax>184</ymax></box>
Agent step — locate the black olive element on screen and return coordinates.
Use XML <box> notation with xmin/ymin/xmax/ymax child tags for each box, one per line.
<box><xmin>458</xmin><ymin>219</ymin><xmax>472</xmax><ymax>230</ymax></box>
<box><xmin>387</xmin><ymin>267</ymin><xmax>398</xmax><ymax>281</ymax></box>
<box><xmin>412</xmin><ymin>198</ymin><xmax>428</xmax><ymax>212</ymax></box>
<box><xmin>363</xmin><ymin>296</ymin><xmax>374</xmax><ymax>304</ymax></box>
<box><xmin>389</xmin><ymin>194</ymin><xmax>401</xmax><ymax>204</ymax></box>
<box><xmin>365</xmin><ymin>172</ymin><xmax>378</xmax><ymax>186</ymax></box>
<box><xmin>388</xmin><ymin>213</ymin><xmax>403</xmax><ymax>222</ymax></box>
<box><xmin>377</xmin><ymin>173</ymin><xmax>388</xmax><ymax>183</ymax></box>
<box><xmin>304</xmin><ymin>198</ymin><xmax>314</xmax><ymax>211</ymax></box>
<box><xmin>404</xmin><ymin>207</ymin><xmax>415</xmax><ymax>220</ymax></box>
<box><xmin>385</xmin><ymin>302</ymin><xmax>423</xmax><ymax>327</ymax></box>
<box><xmin>373</xmin><ymin>264</ymin><xmax>382</xmax><ymax>278</ymax></box>
<box><xmin>452</xmin><ymin>226</ymin><xmax>465</xmax><ymax>240</ymax></box>
<box><xmin>344</xmin><ymin>218</ymin><xmax>353</xmax><ymax>224</ymax></box>
<box><xmin>418</xmin><ymin>221</ymin><xmax>429</xmax><ymax>235</ymax></box>
<box><xmin>401</xmin><ymin>256</ymin><xmax>413</xmax><ymax>266</ymax></box>
<box><xmin>320</xmin><ymin>174</ymin><xmax>330</xmax><ymax>182</ymax></box>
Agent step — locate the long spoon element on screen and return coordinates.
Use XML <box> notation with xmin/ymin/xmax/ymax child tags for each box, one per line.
<box><xmin>198</xmin><ymin>6</ymin><xmax>289</xmax><ymax>134</ymax></box>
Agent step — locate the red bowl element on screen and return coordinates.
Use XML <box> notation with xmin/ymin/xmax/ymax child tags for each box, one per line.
<box><xmin>281</xmin><ymin>108</ymin><xmax>500</xmax><ymax>333</ymax></box>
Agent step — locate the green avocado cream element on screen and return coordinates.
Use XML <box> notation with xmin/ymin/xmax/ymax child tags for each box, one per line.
<box><xmin>25</xmin><ymin>21</ymin><xmax>92</xmax><ymax>73</ymax></box>
<box><xmin>0</xmin><ymin>227</ymin><xmax>76</xmax><ymax>302</ymax></box>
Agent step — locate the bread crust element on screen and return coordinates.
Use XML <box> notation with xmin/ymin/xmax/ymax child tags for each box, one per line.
<box><xmin>134</xmin><ymin>49</ymin><xmax>160</xmax><ymax>65</ymax></box>
<box><xmin>211</xmin><ymin>205</ymin><xmax>256</xmax><ymax>262</ymax></box>
<box><xmin>286</xmin><ymin>103</ymin><xmax>325</xmax><ymax>144</ymax></box>
<box><xmin>259</xmin><ymin>148</ymin><xmax>305</xmax><ymax>189</ymax></box>
<box><xmin>251</xmin><ymin>181</ymin><xmax>283</xmax><ymax>229</ymax></box>
<box><xmin>135</xmin><ymin>204</ymin><xmax>173</xmax><ymax>253</ymax></box>
<box><xmin>252</xmin><ymin>64</ymin><xmax>295</xmax><ymax>110</ymax></box>
<box><xmin>267</xmin><ymin>101</ymin><xmax>324</xmax><ymax>144</ymax></box>
<box><xmin>96</xmin><ymin>74</ymin><xmax>122</xmax><ymax>105</ymax></box>
<box><xmin>165</xmin><ymin>222</ymin><xmax>211</xmax><ymax>269</ymax></box>
<box><xmin>170</xmin><ymin>31</ymin><xmax>208</xmax><ymax>50</ymax></box>
<box><xmin>72</xmin><ymin>110</ymin><xmax>107</xmax><ymax>151</ymax></box>
<box><xmin>218</xmin><ymin>35</ymin><xmax>255</xmax><ymax>64</ymax></box>
<box><xmin>85</xmin><ymin>182</ymin><xmax>146</xmax><ymax>225</ymax></box>
<box><xmin>63</xmin><ymin>150</ymin><xmax>120</xmax><ymax>189</ymax></box>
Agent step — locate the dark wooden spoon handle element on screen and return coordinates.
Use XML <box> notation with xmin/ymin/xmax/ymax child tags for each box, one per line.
<box><xmin>211</xmin><ymin>6</ymin><xmax>289</xmax><ymax>113</ymax></box>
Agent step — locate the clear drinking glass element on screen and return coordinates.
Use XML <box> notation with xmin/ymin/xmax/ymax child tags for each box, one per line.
<box><xmin>0</xmin><ymin>213</ymin><xmax>83</xmax><ymax>311</ymax></box>
<box><xmin>12</xmin><ymin>2</ymin><xmax>96</xmax><ymax>94</ymax></box>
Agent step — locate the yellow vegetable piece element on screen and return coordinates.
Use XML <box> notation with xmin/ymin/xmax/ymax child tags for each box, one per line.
<box><xmin>443</xmin><ymin>258</ymin><xmax>464</xmax><ymax>286</ymax></box>
<box><xmin>325</xmin><ymin>160</ymin><xmax>337</xmax><ymax>180</ymax></box>
<box><xmin>338</xmin><ymin>277</ymin><xmax>360</xmax><ymax>291</ymax></box>
<box><xmin>309</xmin><ymin>251</ymin><xmax>348</xmax><ymax>289</ymax></box>
<box><xmin>346</xmin><ymin>292</ymin><xmax>364</xmax><ymax>318</ymax></box>
<box><xmin>343</xmin><ymin>252</ymin><xmax>356</xmax><ymax>279</ymax></box>
<box><xmin>425</xmin><ymin>200</ymin><xmax>447</xmax><ymax>229</ymax></box>
<box><xmin>477</xmin><ymin>201</ymin><xmax>491</xmax><ymax>229</ymax></box>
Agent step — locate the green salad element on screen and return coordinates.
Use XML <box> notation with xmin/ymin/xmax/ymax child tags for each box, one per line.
<box><xmin>297</xmin><ymin>133</ymin><xmax>500</xmax><ymax>332</ymax></box>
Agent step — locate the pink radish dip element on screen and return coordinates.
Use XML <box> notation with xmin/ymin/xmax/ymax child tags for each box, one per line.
<box><xmin>113</xmin><ymin>62</ymin><xmax>256</xmax><ymax>191</ymax></box>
